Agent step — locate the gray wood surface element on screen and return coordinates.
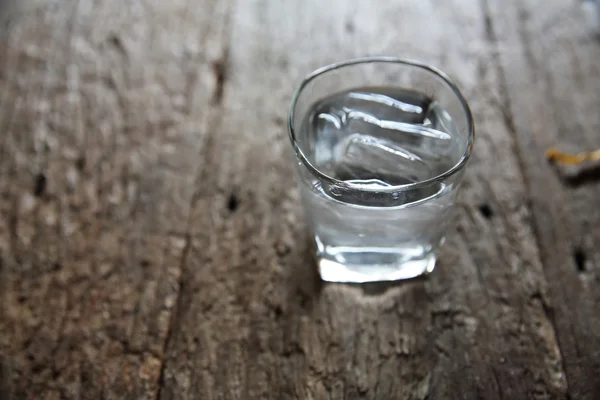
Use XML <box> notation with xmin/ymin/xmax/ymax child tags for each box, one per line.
<box><xmin>487</xmin><ymin>0</ymin><xmax>600</xmax><ymax>397</ymax></box>
<box><xmin>0</xmin><ymin>0</ymin><xmax>598</xmax><ymax>399</ymax></box>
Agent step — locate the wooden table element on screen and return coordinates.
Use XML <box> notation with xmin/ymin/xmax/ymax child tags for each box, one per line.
<box><xmin>1</xmin><ymin>0</ymin><xmax>599</xmax><ymax>398</ymax></box>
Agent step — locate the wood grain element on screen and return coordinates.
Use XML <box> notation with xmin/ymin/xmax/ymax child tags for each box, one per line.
<box><xmin>158</xmin><ymin>0</ymin><xmax>566</xmax><ymax>398</ymax></box>
<box><xmin>0</xmin><ymin>0</ymin><xmax>597</xmax><ymax>399</ymax></box>
<box><xmin>485</xmin><ymin>0</ymin><xmax>600</xmax><ymax>398</ymax></box>
<box><xmin>0</xmin><ymin>0</ymin><xmax>227</xmax><ymax>398</ymax></box>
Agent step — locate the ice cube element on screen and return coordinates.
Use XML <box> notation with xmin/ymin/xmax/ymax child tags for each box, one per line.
<box><xmin>332</xmin><ymin>133</ymin><xmax>431</xmax><ymax>184</ymax></box>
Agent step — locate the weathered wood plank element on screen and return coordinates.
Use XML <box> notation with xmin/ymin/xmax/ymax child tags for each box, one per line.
<box><xmin>1</xmin><ymin>0</ymin><xmax>597</xmax><ymax>398</ymax></box>
<box><xmin>158</xmin><ymin>0</ymin><xmax>567</xmax><ymax>398</ymax></box>
<box><xmin>485</xmin><ymin>0</ymin><xmax>600</xmax><ymax>398</ymax></box>
<box><xmin>0</xmin><ymin>0</ymin><xmax>227</xmax><ymax>398</ymax></box>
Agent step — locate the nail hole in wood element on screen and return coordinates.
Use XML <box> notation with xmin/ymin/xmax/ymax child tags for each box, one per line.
<box><xmin>573</xmin><ymin>248</ymin><xmax>586</xmax><ymax>273</ymax></box>
<box><xmin>478</xmin><ymin>203</ymin><xmax>493</xmax><ymax>219</ymax></box>
<box><xmin>76</xmin><ymin>156</ymin><xmax>86</xmax><ymax>171</ymax></box>
<box><xmin>227</xmin><ymin>193</ymin><xmax>239</xmax><ymax>212</ymax></box>
<box><xmin>33</xmin><ymin>172</ymin><xmax>47</xmax><ymax>197</ymax></box>
<box><xmin>31</xmin><ymin>364</ymin><xmax>44</xmax><ymax>374</ymax></box>
<box><xmin>274</xmin><ymin>306</ymin><xmax>283</xmax><ymax>319</ymax></box>
<box><xmin>109</xmin><ymin>34</ymin><xmax>121</xmax><ymax>47</ymax></box>
<box><xmin>299</xmin><ymin>292</ymin><xmax>309</xmax><ymax>309</ymax></box>
<box><xmin>107</xmin><ymin>34</ymin><xmax>126</xmax><ymax>56</ymax></box>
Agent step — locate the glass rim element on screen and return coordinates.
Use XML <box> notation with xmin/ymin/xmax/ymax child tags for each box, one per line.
<box><xmin>287</xmin><ymin>56</ymin><xmax>475</xmax><ymax>193</ymax></box>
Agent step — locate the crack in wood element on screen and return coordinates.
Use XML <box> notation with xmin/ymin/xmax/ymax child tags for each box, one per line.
<box><xmin>156</xmin><ymin>43</ymin><xmax>233</xmax><ymax>400</ymax></box>
<box><xmin>2</xmin><ymin>0</ymin><xmax>597</xmax><ymax>398</ymax></box>
<box><xmin>572</xmin><ymin>247</ymin><xmax>587</xmax><ymax>273</ymax></box>
<box><xmin>211</xmin><ymin>48</ymin><xmax>229</xmax><ymax>105</ymax></box>
<box><xmin>480</xmin><ymin>0</ymin><xmax>582</xmax><ymax>397</ymax></box>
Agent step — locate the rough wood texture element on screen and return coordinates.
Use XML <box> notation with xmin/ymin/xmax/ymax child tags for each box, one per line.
<box><xmin>0</xmin><ymin>0</ymin><xmax>597</xmax><ymax>399</ymax></box>
<box><xmin>485</xmin><ymin>0</ymin><xmax>600</xmax><ymax>398</ymax></box>
<box><xmin>0</xmin><ymin>0</ymin><xmax>228</xmax><ymax>398</ymax></box>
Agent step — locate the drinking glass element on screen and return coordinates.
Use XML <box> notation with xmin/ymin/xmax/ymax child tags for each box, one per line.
<box><xmin>288</xmin><ymin>57</ymin><xmax>474</xmax><ymax>283</ymax></box>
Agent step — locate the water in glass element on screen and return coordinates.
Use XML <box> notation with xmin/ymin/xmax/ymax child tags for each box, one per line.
<box><xmin>297</xmin><ymin>87</ymin><xmax>463</xmax><ymax>282</ymax></box>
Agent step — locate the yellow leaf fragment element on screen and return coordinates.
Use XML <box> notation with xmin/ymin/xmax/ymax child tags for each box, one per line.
<box><xmin>545</xmin><ymin>147</ymin><xmax>600</xmax><ymax>165</ymax></box>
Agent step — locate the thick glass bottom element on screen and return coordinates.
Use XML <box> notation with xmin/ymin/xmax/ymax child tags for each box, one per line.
<box><xmin>316</xmin><ymin>244</ymin><xmax>436</xmax><ymax>283</ymax></box>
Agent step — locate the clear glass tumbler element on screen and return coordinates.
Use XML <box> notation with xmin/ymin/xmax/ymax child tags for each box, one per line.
<box><xmin>288</xmin><ymin>57</ymin><xmax>474</xmax><ymax>283</ymax></box>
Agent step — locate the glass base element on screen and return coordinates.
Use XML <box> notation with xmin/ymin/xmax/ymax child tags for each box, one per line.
<box><xmin>317</xmin><ymin>249</ymin><xmax>436</xmax><ymax>283</ymax></box>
